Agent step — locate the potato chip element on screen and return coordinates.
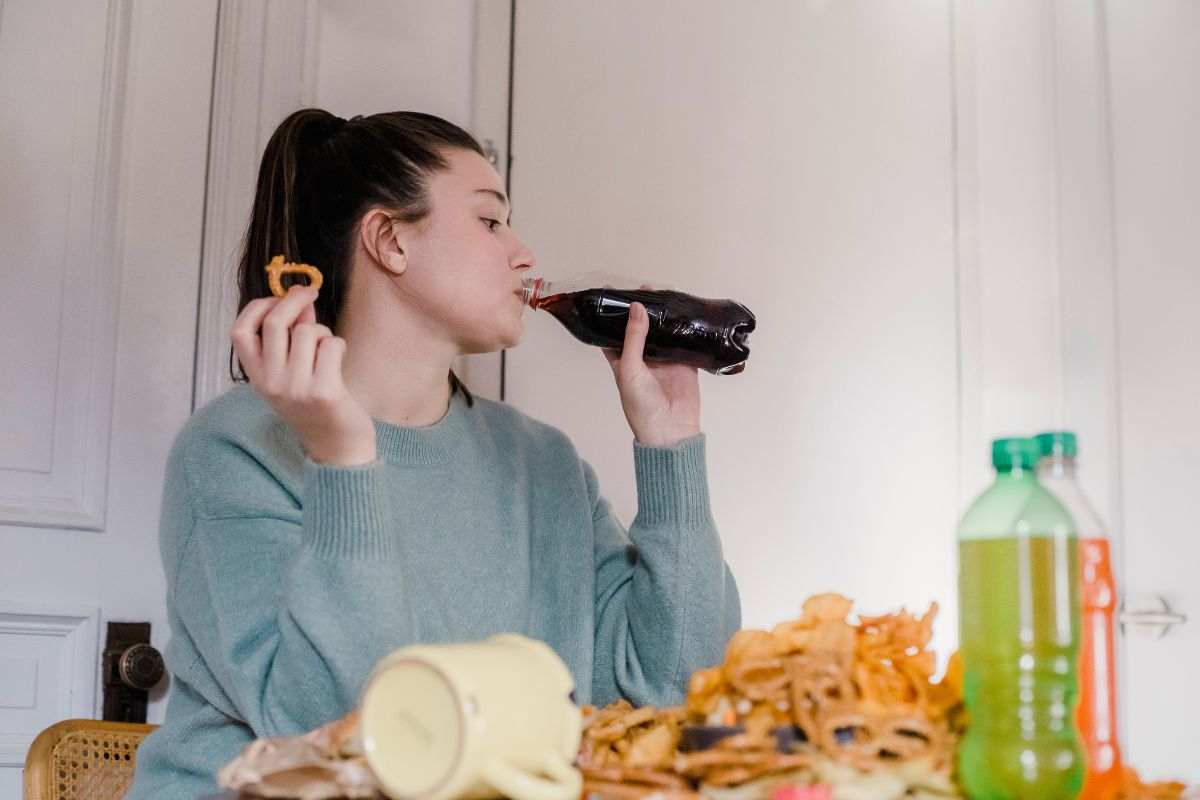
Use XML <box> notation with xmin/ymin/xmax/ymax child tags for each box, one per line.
<box><xmin>800</xmin><ymin>594</ymin><xmax>855</xmax><ymax>625</ymax></box>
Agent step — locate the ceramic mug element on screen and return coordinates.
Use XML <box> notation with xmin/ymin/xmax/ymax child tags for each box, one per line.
<box><xmin>359</xmin><ymin>634</ymin><xmax>582</xmax><ymax>800</ymax></box>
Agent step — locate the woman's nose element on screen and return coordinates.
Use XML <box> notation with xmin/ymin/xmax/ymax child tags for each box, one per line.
<box><xmin>511</xmin><ymin>239</ymin><xmax>535</xmax><ymax>272</ymax></box>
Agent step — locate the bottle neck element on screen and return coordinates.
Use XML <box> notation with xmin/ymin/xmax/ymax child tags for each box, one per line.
<box><xmin>520</xmin><ymin>277</ymin><xmax>544</xmax><ymax>308</ymax></box>
<box><xmin>996</xmin><ymin>464</ymin><xmax>1038</xmax><ymax>481</ymax></box>
<box><xmin>1038</xmin><ymin>455</ymin><xmax>1078</xmax><ymax>481</ymax></box>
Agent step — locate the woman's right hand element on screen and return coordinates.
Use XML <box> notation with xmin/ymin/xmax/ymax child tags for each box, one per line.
<box><xmin>231</xmin><ymin>284</ymin><xmax>377</xmax><ymax>466</ymax></box>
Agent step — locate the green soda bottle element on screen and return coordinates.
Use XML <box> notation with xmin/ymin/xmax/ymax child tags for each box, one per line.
<box><xmin>957</xmin><ymin>437</ymin><xmax>1084</xmax><ymax>799</ymax></box>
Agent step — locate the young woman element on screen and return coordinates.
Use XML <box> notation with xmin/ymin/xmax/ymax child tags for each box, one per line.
<box><xmin>128</xmin><ymin>109</ymin><xmax>740</xmax><ymax>798</ymax></box>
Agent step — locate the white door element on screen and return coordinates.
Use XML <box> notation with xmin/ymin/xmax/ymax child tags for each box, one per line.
<box><xmin>1107</xmin><ymin>1</ymin><xmax>1200</xmax><ymax>783</ymax></box>
<box><xmin>0</xmin><ymin>0</ymin><xmax>216</xmax><ymax>795</ymax></box>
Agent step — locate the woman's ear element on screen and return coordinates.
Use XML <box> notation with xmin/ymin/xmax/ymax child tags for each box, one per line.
<box><xmin>361</xmin><ymin>208</ymin><xmax>408</xmax><ymax>276</ymax></box>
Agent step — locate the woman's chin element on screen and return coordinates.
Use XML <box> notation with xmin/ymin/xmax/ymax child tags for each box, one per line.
<box><xmin>461</xmin><ymin>325</ymin><xmax>523</xmax><ymax>355</ymax></box>
<box><xmin>496</xmin><ymin>329</ymin><xmax>523</xmax><ymax>351</ymax></box>
<box><xmin>498</xmin><ymin>317</ymin><xmax>525</xmax><ymax>349</ymax></box>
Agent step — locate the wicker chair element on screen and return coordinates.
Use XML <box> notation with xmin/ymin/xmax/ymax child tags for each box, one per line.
<box><xmin>23</xmin><ymin>719</ymin><xmax>157</xmax><ymax>800</ymax></box>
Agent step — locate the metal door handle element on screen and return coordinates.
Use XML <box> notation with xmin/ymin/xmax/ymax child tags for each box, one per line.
<box><xmin>116</xmin><ymin>643</ymin><xmax>165</xmax><ymax>691</ymax></box>
<box><xmin>1119</xmin><ymin>594</ymin><xmax>1188</xmax><ymax>638</ymax></box>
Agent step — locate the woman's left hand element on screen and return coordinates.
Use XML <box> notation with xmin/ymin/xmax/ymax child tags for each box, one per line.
<box><xmin>604</xmin><ymin>302</ymin><xmax>702</xmax><ymax>447</ymax></box>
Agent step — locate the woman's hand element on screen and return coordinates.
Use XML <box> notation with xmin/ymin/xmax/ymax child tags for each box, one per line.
<box><xmin>231</xmin><ymin>285</ymin><xmax>377</xmax><ymax>466</ymax></box>
<box><xmin>604</xmin><ymin>302</ymin><xmax>702</xmax><ymax>447</ymax></box>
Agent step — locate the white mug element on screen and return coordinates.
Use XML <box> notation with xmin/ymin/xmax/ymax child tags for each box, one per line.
<box><xmin>359</xmin><ymin>634</ymin><xmax>582</xmax><ymax>800</ymax></box>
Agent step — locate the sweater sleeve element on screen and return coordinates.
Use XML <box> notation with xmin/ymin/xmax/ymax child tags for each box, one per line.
<box><xmin>171</xmin><ymin>456</ymin><xmax>415</xmax><ymax>737</ymax></box>
<box><xmin>590</xmin><ymin>435</ymin><xmax>741</xmax><ymax>707</ymax></box>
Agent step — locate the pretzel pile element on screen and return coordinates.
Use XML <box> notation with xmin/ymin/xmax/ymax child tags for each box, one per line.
<box><xmin>579</xmin><ymin>594</ymin><xmax>964</xmax><ymax>800</ymax></box>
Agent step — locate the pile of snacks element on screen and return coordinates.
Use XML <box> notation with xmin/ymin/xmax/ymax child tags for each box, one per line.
<box><xmin>579</xmin><ymin>594</ymin><xmax>964</xmax><ymax>800</ymax></box>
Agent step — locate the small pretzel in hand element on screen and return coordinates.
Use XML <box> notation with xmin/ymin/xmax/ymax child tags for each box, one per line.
<box><xmin>265</xmin><ymin>254</ymin><xmax>324</xmax><ymax>298</ymax></box>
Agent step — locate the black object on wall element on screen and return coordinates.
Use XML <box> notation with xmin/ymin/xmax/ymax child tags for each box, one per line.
<box><xmin>101</xmin><ymin>622</ymin><xmax>164</xmax><ymax>723</ymax></box>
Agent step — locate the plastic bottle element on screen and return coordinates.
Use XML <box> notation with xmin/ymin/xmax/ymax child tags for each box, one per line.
<box><xmin>957</xmin><ymin>437</ymin><xmax>1084</xmax><ymax>799</ymax></box>
<box><xmin>520</xmin><ymin>273</ymin><xmax>756</xmax><ymax>375</ymax></box>
<box><xmin>1036</xmin><ymin>431</ymin><xmax>1123</xmax><ymax>800</ymax></box>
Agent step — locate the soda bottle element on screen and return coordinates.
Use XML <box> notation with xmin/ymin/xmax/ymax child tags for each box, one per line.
<box><xmin>1036</xmin><ymin>431</ymin><xmax>1123</xmax><ymax>800</ymax></box>
<box><xmin>520</xmin><ymin>273</ymin><xmax>757</xmax><ymax>375</ymax></box>
<box><xmin>957</xmin><ymin>437</ymin><xmax>1084</xmax><ymax>799</ymax></box>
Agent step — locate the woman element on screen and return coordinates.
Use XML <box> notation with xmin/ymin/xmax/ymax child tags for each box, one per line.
<box><xmin>129</xmin><ymin>109</ymin><xmax>740</xmax><ymax>798</ymax></box>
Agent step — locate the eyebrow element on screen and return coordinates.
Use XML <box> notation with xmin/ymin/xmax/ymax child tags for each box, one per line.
<box><xmin>474</xmin><ymin>188</ymin><xmax>510</xmax><ymax>210</ymax></box>
<box><xmin>472</xmin><ymin>189</ymin><xmax>511</xmax><ymax>224</ymax></box>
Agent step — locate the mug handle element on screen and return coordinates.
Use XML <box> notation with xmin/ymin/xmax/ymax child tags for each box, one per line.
<box><xmin>481</xmin><ymin>753</ymin><xmax>582</xmax><ymax>800</ymax></box>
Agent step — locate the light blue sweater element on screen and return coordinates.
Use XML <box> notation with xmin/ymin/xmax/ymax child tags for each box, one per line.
<box><xmin>128</xmin><ymin>384</ymin><xmax>740</xmax><ymax>798</ymax></box>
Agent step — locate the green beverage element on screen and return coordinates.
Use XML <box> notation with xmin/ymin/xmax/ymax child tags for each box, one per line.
<box><xmin>957</xmin><ymin>438</ymin><xmax>1084</xmax><ymax>799</ymax></box>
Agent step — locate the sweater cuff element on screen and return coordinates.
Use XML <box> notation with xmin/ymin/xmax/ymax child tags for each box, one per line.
<box><xmin>302</xmin><ymin>460</ymin><xmax>395</xmax><ymax>559</ymax></box>
<box><xmin>633</xmin><ymin>435</ymin><xmax>713</xmax><ymax>527</ymax></box>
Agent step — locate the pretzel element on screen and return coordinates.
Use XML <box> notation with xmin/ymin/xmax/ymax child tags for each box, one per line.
<box><xmin>265</xmin><ymin>254</ymin><xmax>324</xmax><ymax>298</ymax></box>
<box><xmin>582</xmin><ymin>779</ymin><xmax>700</xmax><ymax>800</ymax></box>
<box><xmin>589</xmin><ymin>705</ymin><xmax>660</xmax><ymax>743</ymax></box>
<box><xmin>582</xmin><ymin>766</ymin><xmax>690</xmax><ymax>789</ymax></box>
<box><xmin>728</xmin><ymin>656</ymin><xmax>790</xmax><ymax>702</ymax></box>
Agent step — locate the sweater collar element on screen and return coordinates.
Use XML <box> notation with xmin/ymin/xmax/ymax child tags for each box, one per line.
<box><xmin>371</xmin><ymin>391</ymin><xmax>468</xmax><ymax>466</ymax></box>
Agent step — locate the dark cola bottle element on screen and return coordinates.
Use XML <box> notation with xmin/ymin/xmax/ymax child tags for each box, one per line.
<box><xmin>520</xmin><ymin>273</ymin><xmax>756</xmax><ymax>375</ymax></box>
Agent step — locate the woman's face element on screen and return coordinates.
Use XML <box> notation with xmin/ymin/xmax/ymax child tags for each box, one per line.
<box><xmin>395</xmin><ymin>147</ymin><xmax>536</xmax><ymax>354</ymax></box>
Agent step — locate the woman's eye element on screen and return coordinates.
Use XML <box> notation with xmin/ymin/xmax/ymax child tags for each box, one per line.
<box><xmin>482</xmin><ymin>218</ymin><xmax>501</xmax><ymax>231</ymax></box>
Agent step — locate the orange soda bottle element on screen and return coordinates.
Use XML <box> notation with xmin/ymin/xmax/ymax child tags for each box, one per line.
<box><xmin>1036</xmin><ymin>431</ymin><xmax>1123</xmax><ymax>800</ymax></box>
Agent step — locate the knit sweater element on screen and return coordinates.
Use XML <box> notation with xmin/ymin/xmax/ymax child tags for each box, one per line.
<box><xmin>127</xmin><ymin>384</ymin><xmax>740</xmax><ymax>799</ymax></box>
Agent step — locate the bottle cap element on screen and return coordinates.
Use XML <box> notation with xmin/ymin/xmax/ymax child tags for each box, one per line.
<box><xmin>1034</xmin><ymin>431</ymin><xmax>1078</xmax><ymax>459</ymax></box>
<box><xmin>992</xmin><ymin>437</ymin><xmax>1041</xmax><ymax>471</ymax></box>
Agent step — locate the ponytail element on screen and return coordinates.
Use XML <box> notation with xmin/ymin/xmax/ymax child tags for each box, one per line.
<box><xmin>230</xmin><ymin>108</ymin><xmax>485</xmax><ymax>407</ymax></box>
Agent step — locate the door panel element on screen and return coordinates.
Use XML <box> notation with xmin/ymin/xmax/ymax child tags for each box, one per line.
<box><xmin>0</xmin><ymin>0</ymin><xmax>217</xmax><ymax>791</ymax></box>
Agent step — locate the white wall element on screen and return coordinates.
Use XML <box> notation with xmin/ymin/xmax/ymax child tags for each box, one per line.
<box><xmin>507</xmin><ymin>0</ymin><xmax>963</xmax><ymax>656</ymax></box>
<box><xmin>307</xmin><ymin>0</ymin><xmax>475</xmax><ymax>123</ymax></box>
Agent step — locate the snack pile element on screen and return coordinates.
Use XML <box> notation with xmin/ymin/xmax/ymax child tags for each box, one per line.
<box><xmin>578</xmin><ymin>594</ymin><xmax>963</xmax><ymax>800</ymax></box>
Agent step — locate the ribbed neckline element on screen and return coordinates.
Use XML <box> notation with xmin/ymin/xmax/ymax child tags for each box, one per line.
<box><xmin>372</xmin><ymin>391</ymin><xmax>468</xmax><ymax>466</ymax></box>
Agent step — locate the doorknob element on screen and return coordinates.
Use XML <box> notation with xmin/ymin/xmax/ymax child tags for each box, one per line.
<box><xmin>102</xmin><ymin>622</ymin><xmax>164</xmax><ymax>722</ymax></box>
<box><xmin>1119</xmin><ymin>594</ymin><xmax>1188</xmax><ymax>638</ymax></box>
<box><xmin>117</xmin><ymin>642</ymin><xmax>165</xmax><ymax>691</ymax></box>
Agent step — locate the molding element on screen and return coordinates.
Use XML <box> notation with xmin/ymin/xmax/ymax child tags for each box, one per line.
<box><xmin>0</xmin><ymin>734</ymin><xmax>29</xmax><ymax>769</ymax></box>
<box><xmin>0</xmin><ymin>0</ymin><xmax>131</xmax><ymax>530</ymax></box>
<box><xmin>457</xmin><ymin>0</ymin><xmax>515</xmax><ymax>402</ymax></box>
<box><xmin>0</xmin><ymin>606</ymin><xmax>100</xmax><ymax>767</ymax></box>
<box><xmin>300</xmin><ymin>0</ymin><xmax>321</xmax><ymax>106</ymax></box>
<box><xmin>950</xmin><ymin>0</ymin><xmax>983</xmax><ymax>513</ymax></box>
<box><xmin>193</xmin><ymin>0</ymin><xmax>312</xmax><ymax>411</ymax></box>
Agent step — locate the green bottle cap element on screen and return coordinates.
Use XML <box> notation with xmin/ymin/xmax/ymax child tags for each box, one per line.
<box><xmin>992</xmin><ymin>437</ymin><xmax>1041</xmax><ymax>471</ymax></box>
<box><xmin>1034</xmin><ymin>430</ymin><xmax>1078</xmax><ymax>458</ymax></box>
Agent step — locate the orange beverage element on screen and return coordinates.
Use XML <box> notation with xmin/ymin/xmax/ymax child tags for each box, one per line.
<box><xmin>1076</xmin><ymin>537</ymin><xmax>1122</xmax><ymax>799</ymax></box>
<box><xmin>1036</xmin><ymin>432</ymin><xmax>1124</xmax><ymax>800</ymax></box>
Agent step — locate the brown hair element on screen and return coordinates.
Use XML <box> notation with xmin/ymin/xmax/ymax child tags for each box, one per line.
<box><xmin>231</xmin><ymin>108</ymin><xmax>485</xmax><ymax>404</ymax></box>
